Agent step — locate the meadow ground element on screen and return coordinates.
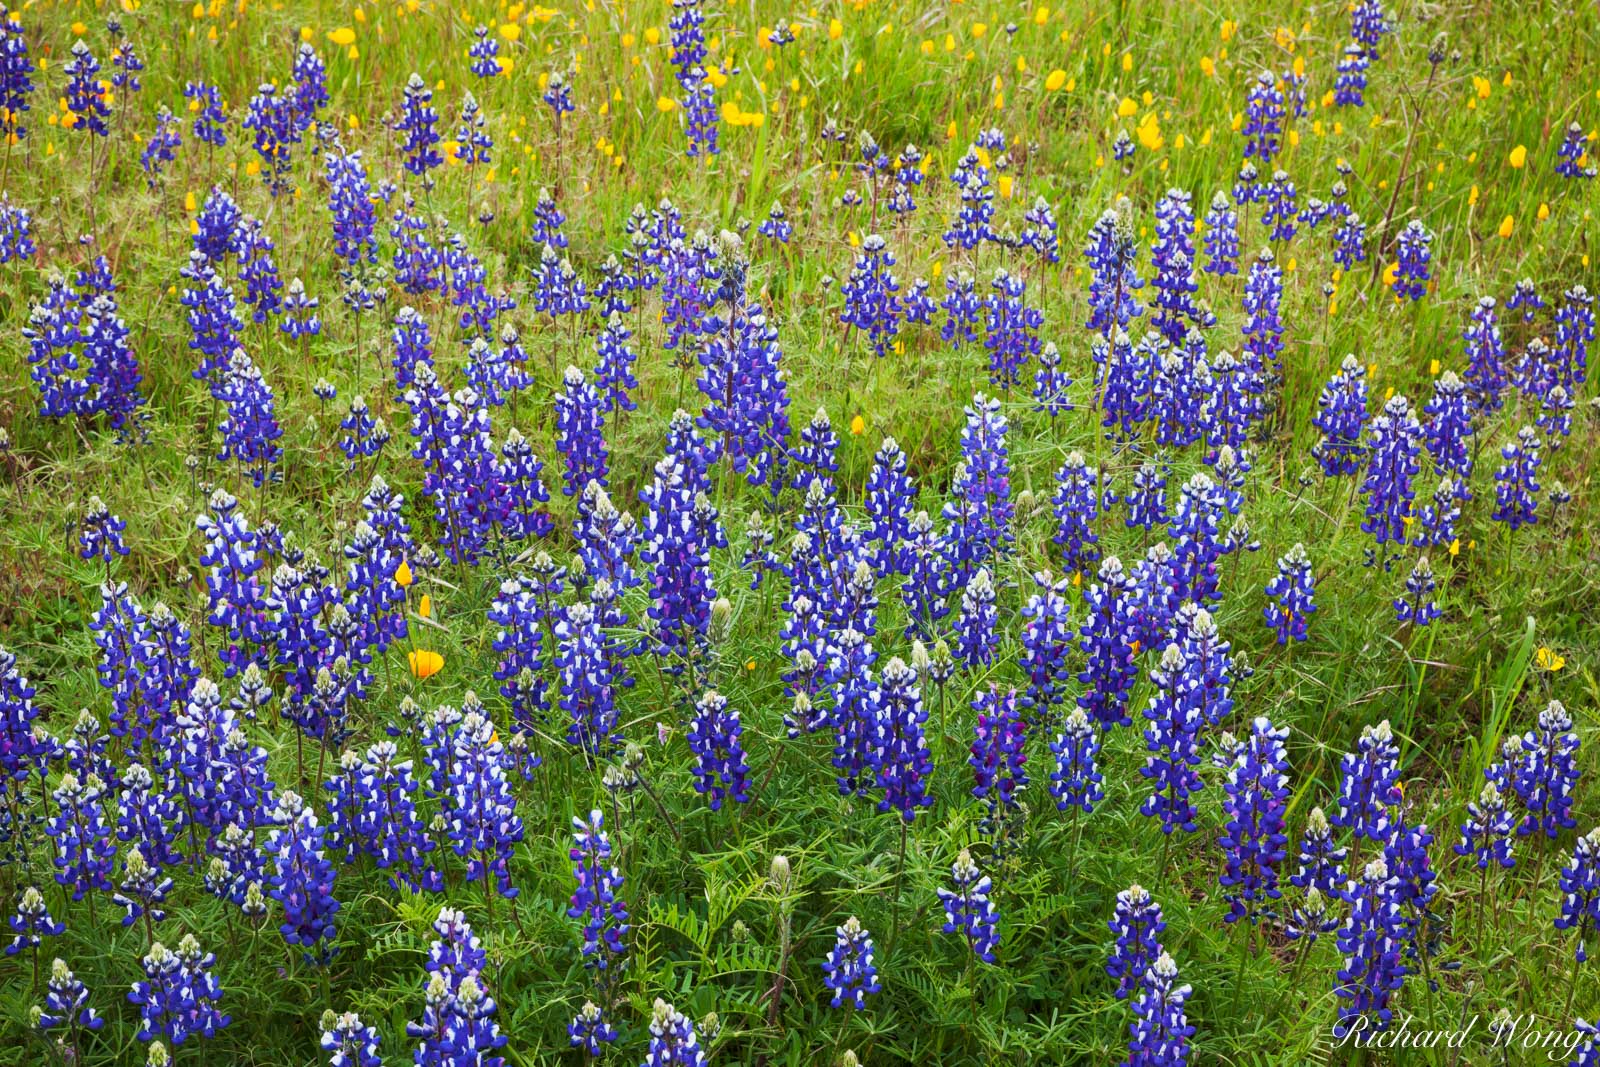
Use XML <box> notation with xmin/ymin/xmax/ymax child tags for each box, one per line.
<box><xmin>1</xmin><ymin>0</ymin><xmax>1599</xmax><ymax>1064</ymax></box>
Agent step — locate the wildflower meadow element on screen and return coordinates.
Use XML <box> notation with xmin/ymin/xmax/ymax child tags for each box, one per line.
<box><xmin>1</xmin><ymin>0</ymin><xmax>1599</xmax><ymax>1064</ymax></box>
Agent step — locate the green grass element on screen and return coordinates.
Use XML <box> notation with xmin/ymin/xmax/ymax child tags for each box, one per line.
<box><xmin>2</xmin><ymin>0</ymin><xmax>1599</xmax><ymax>1064</ymax></box>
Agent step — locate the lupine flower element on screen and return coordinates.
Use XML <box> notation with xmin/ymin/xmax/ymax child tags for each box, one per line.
<box><xmin>954</xmin><ymin>568</ymin><xmax>998</xmax><ymax>668</ymax></box>
<box><xmin>447</xmin><ymin>707</ymin><xmax>523</xmax><ymax>898</ymax></box>
<box><xmin>1350</xmin><ymin>0</ymin><xmax>1391</xmax><ymax>58</ymax></box>
<box><xmin>1557</xmin><ymin>827</ymin><xmax>1600</xmax><ymax>962</ymax></box>
<box><xmin>407</xmin><ymin>908</ymin><xmax>507</xmax><ymax>1067</ymax></box>
<box><xmin>1334</xmin><ymin>42</ymin><xmax>1371</xmax><ymax>106</ymax></box>
<box><xmin>6</xmin><ymin>885</ymin><xmax>63</xmax><ymax>958</ymax></box>
<box><xmin>1290</xmin><ymin>806</ymin><xmax>1347</xmax><ymax>898</ymax></box>
<box><xmin>1333</xmin><ymin>857</ymin><xmax>1408</xmax><ymax>1040</ymax></box>
<box><xmin>140</xmin><ymin>107</ymin><xmax>181</xmax><ymax>190</ymax></box>
<box><xmin>1262</xmin><ymin>543</ymin><xmax>1315</xmax><ymax>644</ymax></box>
<box><xmin>568</xmin><ymin>809</ymin><xmax>630</xmax><ymax>972</ymax></box>
<box><xmin>38</xmin><ymin>957</ymin><xmax>104</xmax><ymax>1034</ymax></box>
<box><xmin>1218</xmin><ymin>717</ymin><xmax>1291</xmax><ymax>924</ymax></box>
<box><xmin>1492</xmin><ymin>425</ymin><xmax>1542</xmax><ymax>531</ymax></box>
<box><xmin>1514</xmin><ymin>699</ymin><xmax>1582</xmax><ymax>840</ymax></box>
<box><xmin>1391</xmin><ymin>221</ymin><xmax>1433</xmax><ymax>302</ymax></box>
<box><xmin>1050</xmin><ymin>708</ymin><xmax>1105</xmax><ymax>814</ymax></box>
<box><xmin>1052</xmin><ymin>451</ymin><xmax>1104</xmax><ymax>577</ymax></box>
<box><xmin>1107</xmin><ymin>885</ymin><xmax>1166</xmax><ymax>1000</ymax></box>
<box><xmin>215</xmin><ymin>351</ymin><xmax>283</xmax><ymax>488</ymax></box>
<box><xmin>1084</xmin><ymin>200</ymin><xmax>1145</xmax><ymax>337</ymax></box>
<box><xmin>265</xmin><ymin>790</ymin><xmax>341</xmax><ymax>962</ymax></box>
<box><xmin>1312</xmin><ymin>355</ymin><xmax>1369</xmax><ymax>476</ymax></box>
<box><xmin>969</xmin><ymin>685</ymin><xmax>1027</xmax><ymax>834</ymax></box>
<box><xmin>1455</xmin><ymin>781</ymin><xmax>1515</xmax><ymax>871</ymax></box>
<box><xmin>1555</xmin><ymin>284</ymin><xmax>1594</xmax><ymax>388</ymax></box>
<box><xmin>1140</xmin><ymin>645</ymin><xmax>1205</xmax><ymax>835</ymax></box>
<box><xmin>871</xmin><ymin>656</ymin><xmax>933</xmax><ymax>821</ymax></box>
<box><xmin>468</xmin><ymin>25</ymin><xmax>501</xmax><ymax>78</ymax></box>
<box><xmin>556</xmin><ymin>602</ymin><xmax>620</xmax><ymax>754</ymax></box>
<box><xmin>644</xmin><ymin>997</ymin><xmax>704</xmax><ymax>1066</ymax></box>
<box><xmin>1555</xmin><ymin>122</ymin><xmax>1597</xmax><ymax>180</ymax></box>
<box><xmin>1125</xmin><ymin>952</ymin><xmax>1194</xmax><ymax>1067</ymax></box>
<box><xmin>321</xmin><ymin>1011</ymin><xmax>384</xmax><ymax>1067</ymax></box>
<box><xmin>1201</xmin><ymin>191</ymin><xmax>1240</xmax><ymax>276</ymax></box>
<box><xmin>240</xmin><ymin>82</ymin><xmax>298</xmax><ymax>196</ymax></box>
<box><xmin>1242</xmin><ymin>72</ymin><xmax>1285</xmax><ymax>161</ymax></box>
<box><xmin>687</xmin><ymin>691</ymin><xmax>751</xmax><ymax>810</ymax></box>
<box><xmin>129</xmin><ymin>935</ymin><xmax>229</xmax><ymax>1047</ymax></box>
<box><xmin>983</xmin><ymin>268</ymin><xmax>1043</xmax><ymax>389</ymax></box>
<box><xmin>1392</xmin><ymin>556</ymin><xmax>1440</xmax><ymax>627</ymax></box>
<box><xmin>1333</xmin><ymin>721</ymin><xmax>1402</xmax><ymax>844</ymax></box>
<box><xmin>1263</xmin><ymin>169</ymin><xmax>1298</xmax><ymax>242</ymax></box>
<box><xmin>395</xmin><ymin>73</ymin><xmax>443</xmax><ymax>186</ymax></box>
<box><xmin>1241</xmin><ymin>248</ymin><xmax>1285</xmax><ymax>369</ymax></box>
<box><xmin>1360</xmin><ymin>395</ymin><xmax>1422</xmax><ymax>549</ymax></box>
<box><xmin>47</xmin><ymin>773</ymin><xmax>116</xmax><ymax>901</ymax></box>
<box><xmin>941</xmin><ymin>269</ymin><xmax>982</xmax><ymax>347</ymax></box>
<box><xmin>568</xmin><ymin>1000</ymin><xmax>617</xmax><ymax>1058</ymax></box>
<box><xmin>823</xmin><ymin>916</ymin><xmax>881</xmax><ymax>1009</ymax></box>
<box><xmin>840</xmin><ymin>234</ymin><xmax>902</xmax><ymax>357</ymax></box>
<box><xmin>1019</xmin><ymin>570</ymin><xmax>1073</xmax><ymax>716</ymax></box>
<box><xmin>1076</xmin><ymin>557</ymin><xmax>1139</xmax><ymax>727</ymax></box>
<box><xmin>1168</xmin><ymin>473</ymin><xmax>1226</xmax><ymax>605</ymax></box>
<box><xmin>943</xmin><ymin>394</ymin><xmax>1013</xmax><ymax>577</ymax></box>
<box><xmin>0</xmin><ymin>9</ymin><xmax>34</xmax><ymax>145</ymax></box>
<box><xmin>63</xmin><ymin>41</ymin><xmax>111</xmax><ymax>137</ymax></box>
<box><xmin>939</xmin><ymin>848</ymin><xmax>1000</xmax><ymax>963</ymax></box>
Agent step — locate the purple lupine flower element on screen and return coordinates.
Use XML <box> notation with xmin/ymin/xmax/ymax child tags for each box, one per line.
<box><xmin>1107</xmin><ymin>884</ymin><xmax>1166</xmax><ymax>1000</ymax></box>
<box><xmin>456</xmin><ymin>91</ymin><xmax>492</xmax><ymax>166</ymax></box>
<box><xmin>112</xmin><ymin>844</ymin><xmax>172</xmax><ymax>930</ymax></box>
<box><xmin>1333</xmin><ymin>721</ymin><xmax>1402</xmax><ymax>844</ymax></box>
<box><xmin>1334</xmin><ymin>42</ymin><xmax>1371</xmax><ymax>106</ymax></box>
<box><xmin>568</xmin><ymin>808</ymin><xmax>630</xmax><ymax>972</ymax></box>
<box><xmin>1360</xmin><ymin>395</ymin><xmax>1422</xmax><ymax>549</ymax></box>
<box><xmin>1241</xmin><ymin>248</ymin><xmax>1285</xmax><ymax>368</ymax></box>
<box><xmin>828</xmin><ymin>627</ymin><xmax>881</xmax><ymax>798</ymax></box>
<box><xmin>1557</xmin><ymin>828</ymin><xmax>1600</xmax><ymax>962</ymax></box>
<box><xmin>1052</xmin><ymin>451</ymin><xmax>1104</xmax><ymax>577</ymax></box>
<box><xmin>1556</xmin><ymin>122</ymin><xmax>1597</xmax><ymax>180</ymax></box>
<box><xmin>1140</xmin><ymin>644</ymin><xmax>1205</xmax><ymax>835</ymax></box>
<box><xmin>969</xmin><ymin>685</ymin><xmax>1028</xmax><ymax>833</ymax></box>
<box><xmin>1126</xmin><ymin>468</ymin><xmax>1171</xmax><ymax>538</ymax></box>
<box><xmin>900</xmin><ymin>512</ymin><xmax>952</xmax><ymax>641</ymax></box>
<box><xmin>640</xmin><ymin>439</ymin><xmax>726</xmax><ymax>669</ymax></box>
<box><xmin>214</xmin><ymin>351</ymin><xmax>283</xmax><ymax>488</ymax></box>
<box><xmin>1020</xmin><ymin>570</ymin><xmax>1074</xmax><ymax>717</ymax></box>
<box><xmin>1050</xmin><ymin>708</ymin><xmax>1105</xmax><ymax>814</ymax></box>
<box><xmin>873</xmin><ymin>656</ymin><xmax>933</xmax><ymax>822</ymax></box>
<box><xmin>129</xmin><ymin>936</ymin><xmax>229</xmax><ymax>1047</ymax></box>
<box><xmin>321</xmin><ymin>1011</ymin><xmax>383</xmax><ymax>1067</ymax></box>
<box><xmin>1083</xmin><ymin>201</ymin><xmax>1145</xmax><ymax>337</ymax></box>
<box><xmin>351</xmin><ymin>740</ymin><xmax>440</xmax><ymax>892</ymax></box>
<box><xmin>0</xmin><ymin>8</ymin><xmax>33</xmax><ymax>146</ymax></box>
<box><xmin>1097</xmin><ymin>336</ymin><xmax>1152</xmax><ymax>439</ymax></box>
<box><xmin>395</xmin><ymin>73</ymin><xmax>443</xmax><ymax>186</ymax></box>
<box><xmin>1242</xmin><ymin>71</ymin><xmax>1285</xmax><ymax>161</ymax></box>
<box><xmin>325</xmin><ymin>148</ymin><xmax>379</xmax><ymax>265</ymax></box>
<box><xmin>941</xmin><ymin>269</ymin><xmax>982</xmax><ymax>347</ymax></box>
<box><xmin>1125</xmin><ymin>952</ymin><xmax>1194</xmax><ymax>1066</ymax></box>
<box><xmin>240</xmin><ymin>82</ymin><xmax>299</xmax><ymax>196</ymax></box>
<box><xmin>944</xmin><ymin>149</ymin><xmax>996</xmax><ymax>250</ymax></box>
<box><xmin>1263</xmin><ymin>542</ymin><xmax>1316</xmax><ymax>644</ymax></box>
<box><xmin>1290</xmin><ymin>806</ymin><xmax>1347</xmax><ymax>899</ymax></box>
<box><xmin>78</xmin><ymin>495</ymin><xmax>129</xmax><ymax>567</ymax></box>
<box><xmin>687</xmin><ymin>690</ymin><xmax>751</xmax><ymax>810</ymax></box>
<box><xmin>1333</xmin><ymin>857</ymin><xmax>1408</xmax><ymax>1040</ymax></box>
<box><xmin>1514</xmin><ymin>699</ymin><xmax>1582</xmax><ymax>840</ymax></box>
<box><xmin>1032</xmin><ymin>341</ymin><xmax>1073</xmax><ymax>417</ymax></box>
<box><xmin>864</xmin><ymin>437</ymin><xmax>916</xmax><ymax>574</ymax></box>
<box><xmin>939</xmin><ymin>848</ymin><xmax>1000</xmax><ymax>963</ymax></box>
<box><xmin>840</xmin><ymin>234</ymin><xmax>902</xmax><ymax>357</ymax></box>
<box><xmin>0</xmin><ymin>194</ymin><xmax>34</xmax><ymax>264</ymax></box>
<box><xmin>1202</xmin><ymin>191</ymin><xmax>1240</xmax><ymax>276</ymax></box>
<box><xmin>140</xmin><ymin>106</ymin><xmax>181</xmax><ymax>190</ymax></box>
<box><xmin>290</xmin><ymin>42</ymin><xmax>327</xmax><ymax>127</ymax></box>
<box><xmin>568</xmin><ymin>1001</ymin><xmax>617</xmax><ymax>1058</ymax></box>
<box><xmin>645</xmin><ymin>997</ymin><xmax>704</xmax><ymax>1066</ymax></box>
<box><xmin>468</xmin><ymin>24</ymin><xmax>500</xmax><ymax>78</ymax></box>
<box><xmin>1492</xmin><ymin>424</ymin><xmax>1542</xmax><ymax>531</ymax></box>
<box><xmin>1455</xmin><ymin>780</ymin><xmax>1516</xmax><ymax>871</ymax></box>
<box><xmin>1020</xmin><ymin>194</ymin><xmax>1059</xmax><ymax>261</ymax></box>
<box><xmin>407</xmin><ymin>908</ymin><xmax>507</xmax><ymax>1067</ymax></box>
<box><xmin>1078</xmin><ymin>557</ymin><xmax>1139</xmax><ymax>728</ymax></box>
<box><xmin>63</xmin><ymin>41</ymin><xmax>110</xmax><ymax>137</ymax></box>
<box><xmin>265</xmin><ymin>790</ymin><xmax>341</xmax><ymax>962</ymax></box>
<box><xmin>6</xmin><ymin>885</ymin><xmax>63</xmax><ymax>958</ymax></box>
<box><xmin>1263</xmin><ymin>169</ymin><xmax>1298</xmax><ymax>243</ymax></box>
<box><xmin>1391</xmin><ymin>221</ymin><xmax>1432</xmax><ymax>302</ymax></box>
<box><xmin>954</xmin><ymin>568</ymin><xmax>998</xmax><ymax>669</ymax></box>
<box><xmin>1392</xmin><ymin>556</ymin><xmax>1440</xmax><ymax>627</ymax></box>
<box><xmin>1168</xmin><ymin>473</ymin><xmax>1226</xmax><ymax>605</ymax></box>
<box><xmin>1218</xmin><ymin>717</ymin><xmax>1291</xmax><ymax>924</ymax></box>
<box><xmin>823</xmin><ymin>916</ymin><xmax>881</xmax><ymax>1009</ymax></box>
<box><xmin>553</xmin><ymin>365</ymin><xmax>609</xmax><ymax>497</ymax></box>
<box><xmin>983</xmin><ymin>268</ymin><xmax>1043</xmax><ymax>390</ymax></box>
<box><xmin>1312</xmin><ymin>355</ymin><xmax>1369</xmax><ymax>476</ymax></box>
<box><xmin>38</xmin><ymin>957</ymin><xmax>104</xmax><ymax>1036</ymax></box>
<box><xmin>1350</xmin><ymin>0</ymin><xmax>1391</xmax><ymax>59</ymax></box>
<box><xmin>943</xmin><ymin>394</ymin><xmax>1013</xmax><ymax>578</ymax></box>
<box><xmin>1462</xmin><ymin>295</ymin><xmax>1508</xmax><ymax>412</ymax></box>
<box><xmin>447</xmin><ymin>706</ymin><xmax>524</xmax><ymax>898</ymax></box>
<box><xmin>557</xmin><ymin>602</ymin><xmax>620</xmax><ymax>754</ymax></box>
<box><xmin>114</xmin><ymin>763</ymin><xmax>183</xmax><ymax>870</ymax></box>
<box><xmin>1555</xmin><ymin>284</ymin><xmax>1594</xmax><ymax>388</ymax></box>
<box><xmin>46</xmin><ymin>773</ymin><xmax>115</xmax><ymax>901</ymax></box>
